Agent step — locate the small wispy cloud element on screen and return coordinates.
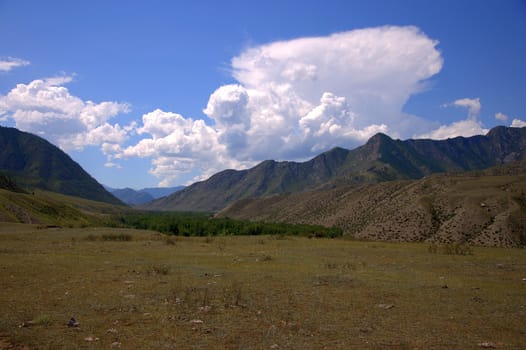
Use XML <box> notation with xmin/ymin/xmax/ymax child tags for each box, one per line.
<box><xmin>104</xmin><ymin>162</ymin><xmax>122</xmax><ymax>169</ymax></box>
<box><xmin>495</xmin><ymin>112</ymin><xmax>508</xmax><ymax>122</ymax></box>
<box><xmin>419</xmin><ymin>97</ymin><xmax>486</xmax><ymax>140</ymax></box>
<box><xmin>0</xmin><ymin>57</ymin><xmax>30</xmax><ymax>72</ymax></box>
<box><xmin>452</xmin><ymin>98</ymin><xmax>481</xmax><ymax>120</ymax></box>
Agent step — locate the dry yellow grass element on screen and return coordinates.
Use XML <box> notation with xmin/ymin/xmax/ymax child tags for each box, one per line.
<box><xmin>0</xmin><ymin>224</ymin><xmax>525</xmax><ymax>349</ymax></box>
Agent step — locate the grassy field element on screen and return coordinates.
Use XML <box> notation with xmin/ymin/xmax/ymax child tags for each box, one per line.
<box><xmin>0</xmin><ymin>224</ymin><xmax>525</xmax><ymax>349</ymax></box>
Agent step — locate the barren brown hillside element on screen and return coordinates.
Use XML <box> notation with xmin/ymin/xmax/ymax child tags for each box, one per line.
<box><xmin>217</xmin><ymin>162</ymin><xmax>526</xmax><ymax>247</ymax></box>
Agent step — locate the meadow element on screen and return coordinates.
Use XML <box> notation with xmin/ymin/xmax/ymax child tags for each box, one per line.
<box><xmin>0</xmin><ymin>224</ymin><xmax>525</xmax><ymax>349</ymax></box>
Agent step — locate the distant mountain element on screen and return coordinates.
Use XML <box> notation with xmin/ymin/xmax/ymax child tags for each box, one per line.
<box><xmin>108</xmin><ymin>186</ymin><xmax>184</xmax><ymax>205</ymax></box>
<box><xmin>0</xmin><ymin>126</ymin><xmax>123</xmax><ymax>205</ymax></box>
<box><xmin>217</xmin><ymin>161</ymin><xmax>526</xmax><ymax>247</ymax></box>
<box><xmin>146</xmin><ymin>126</ymin><xmax>526</xmax><ymax>212</ymax></box>
<box><xmin>111</xmin><ymin>188</ymin><xmax>155</xmax><ymax>206</ymax></box>
<box><xmin>141</xmin><ymin>186</ymin><xmax>185</xmax><ymax>199</ymax></box>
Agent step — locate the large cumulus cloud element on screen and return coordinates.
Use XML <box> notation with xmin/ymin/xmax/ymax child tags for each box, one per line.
<box><xmin>122</xmin><ymin>25</ymin><xmax>446</xmax><ymax>184</ymax></box>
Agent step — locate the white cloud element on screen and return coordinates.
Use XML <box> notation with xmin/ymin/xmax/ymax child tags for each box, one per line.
<box><xmin>418</xmin><ymin>97</ymin><xmax>487</xmax><ymax>139</ymax></box>
<box><xmin>120</xmin><ymin>109</ymin><xmax>244</xmax><ymax>185</ymax></box>
<box><xmin>417</xmin><ymin>119</ymin><xmax>488</xmax><ymax>140</ymax></box>
<box><xmin>511</xmin><ymin>119</ymin><xmax>526</xmax><ymax>127</ymax></box>
<box><xmin>104</xmin><ymin>162</ymin><xmax>122</xmax><ymax>169</ymax></box>
<box><xmin>452</xmin><ymin>98</ymin><xmax>481</xmax><ymax>120</ymax></box>
<box><xmin>0</xmin><ymin>76</ymin><xmax>132</xmax><ymax>156</ymax></box>
<box><xmin>231</xmin><ymin>26</ymin><xmax>443</xmax><ymax>128</ymax></box>
<box><xmin>299</xmin><ymin>92</ymin><xmax>387</xmax><ymax>153</ymax></box>
<box><xmin>119</xmin><ymin>25</ymin><xmax>444</xmax><ymax>185</ymax></box>
<box><xmin>3</xmin><ymin>26</ymin><xmax>449</xmax><ymax>186</ymax></box>
<box><xmin>495</xmin><ymin>112</ymin><xmax>509</xmax><ymax>122</ymax></box>
<box><xmin>0</xmin><ymin>57</ymin><xmax>30</xmax><ymax>72</ymax></box>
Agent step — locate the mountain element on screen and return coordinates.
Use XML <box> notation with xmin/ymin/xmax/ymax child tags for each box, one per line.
<box><xmin>141</xmin><ymin>186</ymin><xmax>185</xmax><ymax>199</ymax></box>
<box><xmin>146</xmin><ymin>126</ymin><xmax>526</xmax><ymax>212</ymax></box>
<box><xmin>217</xmin><ymin>161</ymin><xmax>526</xmax><ymax>247</ymax></box>
<box><xmin>107</xmin><ymin>186</ymin><xmax>184</xmax><ymax>205</ymax></box>
<box><xmin>0</xmin><ymin>126</ymin><xmax>122</xmax><ymax>205</ymax></box>
<box><xmin>110</xmin><ymin>188</ymin><xmax>155</xmax><ymax>206</ymax></box>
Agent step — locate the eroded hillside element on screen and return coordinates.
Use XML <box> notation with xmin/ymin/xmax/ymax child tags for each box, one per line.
<box><xmin>217</xmin><ymin>162</ymin><xmax>526</xmax><ymax>247</ymax></box>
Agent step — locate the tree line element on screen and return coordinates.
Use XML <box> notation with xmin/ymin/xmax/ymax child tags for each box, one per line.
<box><xmin>111</xmin><ymin>211</ymin><xmax>343</xmax><ymax>238</ymax></box>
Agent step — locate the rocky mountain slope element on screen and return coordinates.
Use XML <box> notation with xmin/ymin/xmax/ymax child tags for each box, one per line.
<box><xmin>217</xmin><ymin>161</ymin><xmax>526</xmax><ymax>247</ymax></box>
<box><xmin>147</xmin><ymin>126</ymin><xmax>526</xmax><ymax>212</ymax></box>
<box><xmin>0</xmin><ymin>126</ymin><xmax>122</xmax><ymax>205</ymax></box>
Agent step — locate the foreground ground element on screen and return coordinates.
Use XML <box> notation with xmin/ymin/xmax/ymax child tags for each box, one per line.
<box><xmin>0</xmin><ymin>224</ymin><xmax>525</xmax><ymax>349</ymax></box>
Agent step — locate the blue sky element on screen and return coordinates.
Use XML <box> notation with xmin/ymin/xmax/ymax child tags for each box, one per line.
<box><xmin>1</xmin><ymin>0</ymin><xmax>525</xmax><ymax>189</ymax></box>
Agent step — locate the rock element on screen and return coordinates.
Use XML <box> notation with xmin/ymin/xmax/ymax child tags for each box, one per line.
<box><xmin>376</xmin><ymin>303</ymin><xmax>394</xmax><ymax>309</ymax></box>
<box><xmin>84</xmin><ymin>336</ymin><xmax>99</xmax><ymax>342</ymax></box>
<box><xmin>67</xmin><ymin>317</ymin><xmax>79</xmax><ymax>327</ymax></box>
<box><xmin>198</xmin><ymin>305</ymin><xmax>212</xmax><ymax>313</ymax></box>
<box><xmin>189</xmin><ymin>319</ymin><xmax>203</xmax><ymax>324</ymax></box>
<box><xmin>478</xmin><ymin>342</ymin><xmax>496</xmax><ymax>348</ymax></box>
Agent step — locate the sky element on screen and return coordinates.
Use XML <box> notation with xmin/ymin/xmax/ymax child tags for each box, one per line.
<box><xmin>1</xmin><ymin>0</ymin><xmax>525</xmax><ymax>189</ymax></box>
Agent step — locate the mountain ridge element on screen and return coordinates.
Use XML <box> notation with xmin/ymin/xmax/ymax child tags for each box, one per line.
<box><xmin>145</xmin><ymin>126</ymin><xmax>526</xmax><ymax>212</ymax></box>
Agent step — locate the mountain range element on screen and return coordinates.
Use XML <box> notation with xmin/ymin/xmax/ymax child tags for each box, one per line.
<box><xmin>146</xmin><ymin>126</ymin><xmax>526</xmax><ymax>212</ymax></box>
<box><xmin>1</xmin><ymin>124</ymin><xmax>525</xmax><ymax>247</ymax></box>
<box><xmin>106</xmin><ymin>186</ymin><xmax>184</xmax><ymax>205</ymax></box>
<box><xmin>0</xmin><ymin>126</ymin><xmax>122</xmax><ymax>205</ymax></box>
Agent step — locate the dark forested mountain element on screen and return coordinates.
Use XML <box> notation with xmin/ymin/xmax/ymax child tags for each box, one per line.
<box><xmin>146</xmin><ymin>126</ymin><xmax>526</xmax><ymax>212</ymax></box>
<box><xmin>0</xmin><ymin>126</ymin><xmax>122</xmax><ymax>205</ymax></box>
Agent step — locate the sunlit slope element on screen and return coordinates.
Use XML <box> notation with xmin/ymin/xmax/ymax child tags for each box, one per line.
<box><xmin>0</xmin><ymin>188</ymin><xmax>127</xmax><ymax>226</ymax></box>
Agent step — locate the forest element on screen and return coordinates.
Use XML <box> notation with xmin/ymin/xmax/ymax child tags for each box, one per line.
<box><xmin>112</xmin><ymin>211</ymin><xmax>343</xmax><ymax>238</ymax></box>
